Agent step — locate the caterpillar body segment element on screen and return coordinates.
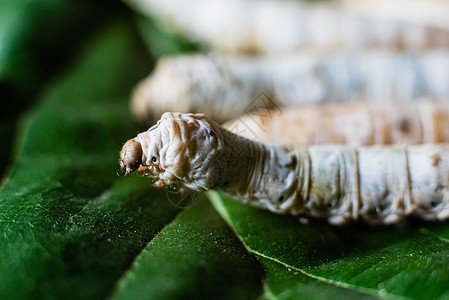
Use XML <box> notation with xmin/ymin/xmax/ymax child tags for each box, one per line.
<box><xmin>340</xmin><ymin>0</ymin><xmax>449</xmax><ymax>32</ymax></box>
<box><xmin>132</xmin><ymin>52</ymin><xmax>449</xmax><ymax>124</ymax></box>
<box><xmin>132</xmin><ymin>55</ymin><xmax>271</xmax><ymax>123</ymax></box>
<box><xmin>125</xmin><ymin>0</ymin><xmax>449</xmax><ymax>54</ymax></box>
<box><xmin>120</xmin><ymin>112</ymin><xmax>449</xmax><ymax>225</ymax></box>
<box><xmin>223</xmin><ymin>100</ymin><xmax>449</xmax><ymax>146</ymax></box>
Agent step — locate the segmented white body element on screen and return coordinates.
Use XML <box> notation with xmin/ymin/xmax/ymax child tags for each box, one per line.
<box><xmin>125</xmin><ymin>0</ymin><xmax>449</xmax><ymax>53</ymax></box>
<box><xmin>223</xmin><ymin>100</ymin><xmax>449</xmax><ymax>146</ymax></box>
<box><xmin>132</xmin><ymin>55</ymin><xmax>270</xmax><ymax>123</ymax></box>
<box><xmin>340</xmin><ymin>0</ymin><xmax>449</xmax><ymax>32</ymax></box>
<box><xmin>132</xmin><ymin>52</ymin><xmax>449</xmax><ymax>123</ymax></box>
<box><xmin>123</xmin><ymin>113</ymin><xmax>449</xmax><ymax>225</ymax></box>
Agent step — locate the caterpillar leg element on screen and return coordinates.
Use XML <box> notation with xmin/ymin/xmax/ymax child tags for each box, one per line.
<box><xmin>153</xmin><ymin>179</ymin><xmax>168</xmax><ymax>188</ymax></box>
<box><xmin>178</xmin><ymin>186</ymin><xmax>193</xmax><ymax>195</ymax></box>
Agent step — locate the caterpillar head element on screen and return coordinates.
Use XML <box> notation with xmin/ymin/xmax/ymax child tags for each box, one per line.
<box><xmin>120</xmin><ymin>112</ymin><xmax>225</xmax><ymax>191</ymax></box>
<box><xmin>120</xmin><ymin>139</ymin><xmax>143</xmax><ymax>175</ymax></box>
<box><xmin>119</xmin><ymin>123</ymin><xmax>165</xmax><ymax>178</ymax></box>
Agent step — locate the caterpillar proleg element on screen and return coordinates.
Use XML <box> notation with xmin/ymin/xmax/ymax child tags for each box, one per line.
<box><xmin>223</xmin><ymin>99</ymin><xmax>449</xmax><ymax>146</ymax></box>
<box><xmin>132</xmin><ymin>52</ymin><xmax>449</xmax><ymax>123</ymax></box>
<box><xmin>120</xmin><ymin>112</ymin><xmax>449</xmax><ymax>225</ymax></box>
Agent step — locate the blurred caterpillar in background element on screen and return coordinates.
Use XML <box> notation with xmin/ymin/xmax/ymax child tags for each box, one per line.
<box><xmin>223</xmin><ymin>99</ymin><xmax>449</xmax><ymax>146</ymax></box>
<box><xmin>125</xmin><ymin>0</ymin><xmax>449</xmax><ymax>54</ymax></box>
<box><xmin>131</xmin><ymin>52</ymin><xmax>449</xmax><ymax>123</ymax></box>
<box><xmin>120</xmin><ymin>112</ymin><xmax>449</xmax><ymax>225</ymax></box>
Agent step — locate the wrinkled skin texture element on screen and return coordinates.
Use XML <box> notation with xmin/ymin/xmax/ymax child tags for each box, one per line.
<box><xmin>120</xmin><ymin>112</ymin><xmax>449</xmax><ymax>225</ymax></box>
<box><xmin>120</xmin><ymin>112</ymin><xmax>230</xmax><ymax>190</ymax></box>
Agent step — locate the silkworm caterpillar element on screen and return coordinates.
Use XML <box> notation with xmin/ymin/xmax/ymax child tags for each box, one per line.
<box><xmin>120</xmin><ymin>112</ymin><xmax>449</xmax><ymax>225</ymax></box>
<box><xmin>132</xmin><ymin>52</ymin><xmax>449</xmax><ymax>123</ymax></box>
<box><xmin>223</xmin><ymin>99</ymin><xmax>449</xmax><ymax>146</ymax></box>
<box><xmin>340</xmin><ymin>0</ymin><xmax>449</xmax><ymax>32</ymax></box>
<box><xmin>125</xmin><ymin>0</ymin><xmax>449</xmax><ymax>54</ymax></box>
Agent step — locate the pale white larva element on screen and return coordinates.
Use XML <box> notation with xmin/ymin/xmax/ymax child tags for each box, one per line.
<box><xmin>223</xmin><ymin>99</ymin><xmax>449</xmax><ymax>146</ymax></box>
<box><xmin>132</xmin><ymin>52</ymin><xmax>449</xmax><ymax>123</ymax></box>
<box><xmin>120</xmin><ymin>112</ymin><xmax>449</xmax><ymax>225</ymax></box>
<box><xmin>125</xmin><ymin>0</ymin><xmax>449</xmax><ymax>54</ymax></box>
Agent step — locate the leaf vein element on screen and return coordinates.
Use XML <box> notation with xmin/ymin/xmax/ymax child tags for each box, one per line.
<box><xmin>106</xmin><ymin>208</ymin><xmax>186</xmax><ymax>299</ymax></box>
<box><xmin>419</xmin><ymin>228</ymin><xmax>449</xmax><ymax>244</ymax></box>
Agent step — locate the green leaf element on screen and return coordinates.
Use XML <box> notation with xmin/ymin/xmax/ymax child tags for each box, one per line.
<box><xmin>258</xmin><ymin>258</ymin><xmax>376</xmax><ymax>300</ymax></box>
<box><xmin>133</xmin><ymin>15</ymin><xmax>198</xmax><ymax>58</ymax></box>
<box><xmin>0</xmin><ymin>18</ymin><xmax>182</xmax><ymax>299</ymax></box>
<box><xmin>0</xmin><ymin>0</ymin><xmax>122</xmax><ymax>92</ymax></box>
<box><xmin>209</xmin><ymin>192</ymin><xmax>449</xmax><ymax>300</ymax></box>
<box><xmin>111</xmin><ymin>197</ymin><xmax>263</xmax><ymax>300</ymax></box>
<box><xmin>0</xmin><ymin>0</ymin><xmax>123</xmax><ymax>178</ymax></box>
